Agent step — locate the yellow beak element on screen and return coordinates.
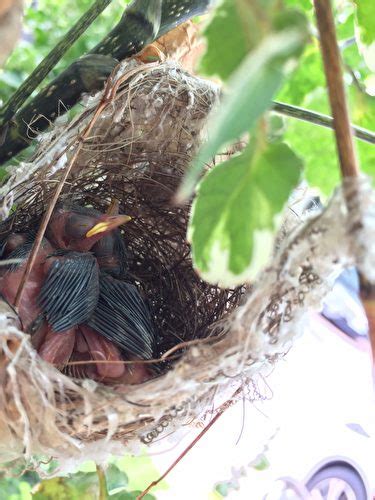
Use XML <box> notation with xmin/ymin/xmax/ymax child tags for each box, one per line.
<box><xmin>85</xmin><ymin>215</ymin><xmax>132</xmax><ymax>238</ymax></box>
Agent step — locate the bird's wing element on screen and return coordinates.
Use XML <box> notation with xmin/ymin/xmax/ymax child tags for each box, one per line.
<box><xmin>2</xmin><ymin>241</ymin><xmax>33</xmax><ymax>270</ymax></box>
<box><xmin>88</xmin><ymin>274</ymin><xmax>155</xmax><ymax>359</ymax></box>
<box><xmin>39</xmin><ymin>252</ymin><xmax>99</xmax><ymax>332</ymax></box>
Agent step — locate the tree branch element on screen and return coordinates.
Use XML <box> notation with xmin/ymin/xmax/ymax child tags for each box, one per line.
<box><xmin>271</xmin><ymin>101</ymin><xmax>375</xmax><ymax>145</ymax></box>
<box><xmin>313</xmin><ymin>0</ymin><xmax>375</xmax><ymax>377</ymax></box>
<box><xmin>137</xmin><ymin>386</ymin><xmax>243</xmax><ymax>499</ymax></box>
<box><xmin>313</xmin><ymin>0</ymin><xmax>359</xmax><ymax>177</ymax></box>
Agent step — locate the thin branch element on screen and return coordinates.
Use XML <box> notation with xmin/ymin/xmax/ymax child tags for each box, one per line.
<box><xmin>137</xmin><ymin>386</ymin><xmax>243</xmax><ymax>499</ymax></box>
<box><xmin>313</xmin><ymin>0</ymin><xmax>360</xmax><ymax>177</ymax></box>
<box><xmin>313</xmin><ymin>0</ymin><xmax>375</xmax><ymax>375</ymax></box>
<box><xmin>271</xmin><ymin>101</ymin><xmax>375</xmax><ymax>145</ymax></box>
<box><xmin>0</xmin><ymin>0</ymin><xmax>114</xmax><ymax>125</ymax></box>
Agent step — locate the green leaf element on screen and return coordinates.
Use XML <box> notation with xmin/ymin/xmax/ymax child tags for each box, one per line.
<box><xmin>353</xmin><ymin>0</ymin><xmax>375</xmax><ymax>70</ymax></box>
<box><xmin>114</xmin><ymin>453</ymin><xmax>168</xmax><ymax>493</ymax></box>
<box><xmin>284</xmin><ymin>87</ymin><xmax>375</xmax><ymax>196</ymax></box>
<box><xmin>251</xmin><ymin>454</ymin><xmax>270</xmax><ymax>471</ymax></box>
<box><xmin>33</xmin><ymin>472</ymin><xmax>98</xmax><ymax>500</ymax></box>
<box><xmin>353</xmin><ymin>0</ymin><xmax>375</xmax><ymax>46</ymax></box>
<box><xmin>277</xmin><ymin>42</ymin><xmax>325</xmax><ymax>106</ymax></box>
<box><xmin>188</xmin><ymin>141</ymin><xmax>302</xmax><ymax>287</ymax></box>
<box><xmin>215</xmin><ymin>483</ymin><xmax>230</xmax><ymax>497</ymax></box>
<box><xmin>199</xmin><ymin>0</ymin><xmax>265</xmax><ymax>80</ymax></box>
<box><xmin>105</xmin><ymin>464</ymin><xmax>128</xmax><ymax>495</ymax></box>
<box><xmin>178</xmin><ymin>20</ymin><xmax>307</xmax><ymax>201</ymax></box>
<box><xmin>67</xmin><ymin>471</ymin><xmax>99</xmax><ymax>496</ymax></box>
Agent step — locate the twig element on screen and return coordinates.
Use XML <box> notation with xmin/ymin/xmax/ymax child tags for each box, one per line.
<box><xmin>137</xmin><ymin>386</ymin><xmax>243</xmax><ymax>499</ymax></box>
<box><xmin>65</xmin><ymin>355</ymin><xmax>180</xmax><ymax>368</ymax></box>
<box><xmin>65</xmin><ymin>327</ymin><xmax>225</xmax><ymax>368</ymax></box>
<box><xmin>0</xmin><ymin>0</ymin><xmax>114</xmax><ymax>125</ymax></box>
<box><xmin>313</xmin><ymin>0</ymin><xmax>359</xmax><ymax>177</ymax></box>
<box><xmin>0</xmin><ymin>0</ymin><xmax>213</xmax><ymax>165</ymax></box>
<box><xmin>271</xmin><ymin>101</ymin><xmax>375</xmax><ymax>145</ymax></box>
<box><xmin>313</xmin><ymin>0</ymin><xmax>375</xmax><ymax>373</ymax></box>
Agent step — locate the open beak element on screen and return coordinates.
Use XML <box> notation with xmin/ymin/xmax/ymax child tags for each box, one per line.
<box><xmin>85</xmin><ymin>214</ymin><xmax>132</xmax><ymax>238</ymax></box>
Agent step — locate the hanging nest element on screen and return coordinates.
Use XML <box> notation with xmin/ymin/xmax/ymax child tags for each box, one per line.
<box><xmin>0</xmin><ymin>60</ymin><xmax>374</xmax><ymax>472</ymax></box>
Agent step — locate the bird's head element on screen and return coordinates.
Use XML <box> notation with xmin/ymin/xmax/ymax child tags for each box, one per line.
<box><xmin>48</xmin><ymin>206</ymin><xmax>131</xmax><ymax>251</ymax></box>
<box><xmin>84</xmin><ymin>214</ymin><xmax>132</xmax><ymax>240</ymax></box>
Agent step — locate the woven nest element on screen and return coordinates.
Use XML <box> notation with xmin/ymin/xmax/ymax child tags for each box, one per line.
<box><xmin>0</xmin><ymin>60</ymin><xmax>374</xmax><ymax>472</ymax></box>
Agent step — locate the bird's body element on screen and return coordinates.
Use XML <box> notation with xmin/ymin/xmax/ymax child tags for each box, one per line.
<box><xmin>0</xmin><ymin>204</ymin><xmax>156</xmax><ymax>384</ymax></box>
<box><xmin>79</xmin><ymin>325</ymin><xmax>126</xmax><ymax>379</ymax></box>
<box><xmin>0</xmin><ymin>232</ymin><xmax>29</xmax><ymax>259</ymax></box>
<box><xmin>92</xmin><ymin>230</ymin><xmax>128</xmax><ymax>278</ymax></box>
<box><xmin>0</xmin><ymin>237</ymin><xmax>54</xmax><ymax>330</ymax></box>
<box><xmin>37</xmin><ymin>326</ymin><xmax>76</xmax><ymax>367</ymax></box>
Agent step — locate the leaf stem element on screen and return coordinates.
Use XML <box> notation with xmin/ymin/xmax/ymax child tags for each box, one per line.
<box><xmin>271</xmin><ymin>101</ymin><xmax>375</xmax><ymax>145</ymax></box>
<box><xmin>97</xmin><ymin>464</ymin><xmax>108</xmax><ymax>500</ymax></box>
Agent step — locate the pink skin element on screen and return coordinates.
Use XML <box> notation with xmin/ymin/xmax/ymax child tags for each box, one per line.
<box><xmin>0</xmin><ymin>239</ymin><xmax>54</xmax><ymax>330</ymax></box>
<box><xmin>38</xmin><ymin>327</ymin><xmax>76</xmax><ymax>367</ymax></box>
<box><xmin>115</xmin><ymin>362</ymin><xmax>152</xmax><ymax>385</ymax></box>
<box><xmin>79</xmin><ymin>325</ymin><xmax>125</xmax><ymax>379</ymax></box>
<box><xmin>1</xmin><ymin>233</ymin><xmax>29</xmax><ymax>258</ymax></box>
<box><xmin>68</xmin><ymin>349</ymin><xmax>97</xmax><ymax>380</ymax></box>
<box><xmin>31</xmin><ymin>321</ymin><xmax>48</xmax><ymax>350</ymax></box>
<box><xmin>111</xmin><ymin>361</ymin><xmax>152</xmax><ymax>387</ymax></box>
<box><xmin>71</xmin><ymin>330</ymin><xmax>151</xmax><ymax>385</ymax></box>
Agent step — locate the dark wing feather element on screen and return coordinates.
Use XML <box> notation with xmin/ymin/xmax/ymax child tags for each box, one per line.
<box><xmin>4</xmin><ymin>241</ymin><xmax>33</xmax><ymax>270</ymax></box>
<box><xmin>39</xmin><ymin>252</ymin><xmax>99</xmax><ymax>332</ymax></box>
<box><xmin>88</xmin><ymin>274</ymin><xmax>155</xmax><ymax>359</ymax></box>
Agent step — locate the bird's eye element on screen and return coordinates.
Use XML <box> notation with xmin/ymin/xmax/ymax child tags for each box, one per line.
<box><xmin>66</xmin><ymin>215</ymin><xmax>92</xmax><ymax>239</ymax></box>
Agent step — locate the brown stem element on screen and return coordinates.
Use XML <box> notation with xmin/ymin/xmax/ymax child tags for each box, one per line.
<box><xmin>313</xmin><ymin>0</ymin><xmax>360</xmax><ymax>178</ymax></box>
<box><xmin>137</xmin><ymin>387</ymin><xmax>243</xmax><ymax>499</ymax></box>
<box><xmin>313</xmin><ymin>0</ymin><xmax>375</xmax><ymax>372</ymax></box>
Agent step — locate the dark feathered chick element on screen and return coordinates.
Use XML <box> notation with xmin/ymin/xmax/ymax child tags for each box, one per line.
<box><xmin>0</xmin><ymin>235</ymin><xmax>54</xmax><ymax>330</ymax></box>
<box><xmin>0</xmin><ymin>204</ymin><xmax>156</xmax><ymax>382</ymax></box>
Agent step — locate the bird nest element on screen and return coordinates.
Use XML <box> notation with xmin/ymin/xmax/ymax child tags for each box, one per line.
<box><xmin>0</xmin><ymin>60</ymin><xmax>374</xmax><ymax>473</ymax></box>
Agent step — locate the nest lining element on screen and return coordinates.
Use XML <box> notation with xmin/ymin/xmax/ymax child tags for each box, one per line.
<box><xmin>0</xmin><ymin>60</ymin><xmax>374</xmax><ymax>472</ymax></box>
